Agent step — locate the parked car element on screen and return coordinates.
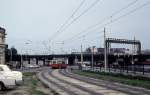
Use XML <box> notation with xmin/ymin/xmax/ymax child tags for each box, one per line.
<box><xmin>0</xmin><ymin>65</ymin><xmax>23</xmax><ymax>90</ymax></box>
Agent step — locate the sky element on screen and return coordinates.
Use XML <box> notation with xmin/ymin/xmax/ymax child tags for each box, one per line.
<box><xmin>0</xmin><ymin>0</ymin><xmax>150</xmax><ymax>54</ymax></box>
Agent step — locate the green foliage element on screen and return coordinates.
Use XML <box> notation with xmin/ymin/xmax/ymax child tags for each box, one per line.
<box><xmin>31</xmin><ymin>77</ymin><xmax>38</xmax><ymax>86</ymax></box>
<box><xmin>10</xmin><ymin>47</ymin><xmax>18</xmax><ymax>55</ymax></box>
<box><xmin>32</xmin><ymin>90</ymin><xmax>48</xmax><ymax>95</ymax></box>
<box><xmin>73</xmin><ymin>70</ymin><xmax>150</xmax><ymax>89</ymax></box>
<box><xmin>23</xmin><ymin>72</ymin><xmax>36</xmax><ymax>77</ymax></box>
<box><xmin>23</xmin><ymin>72</ymin><xmax>48</xmax><ymax>95</ymax></box>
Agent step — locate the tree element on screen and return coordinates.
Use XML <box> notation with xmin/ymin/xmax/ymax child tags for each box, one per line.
<box><xmin>85</xmin><ymin>47</ymin><xmax>91</xmax><ymax>53</ymax></box>
<box><xmin>10</xmin><ymin>47</ymin><xmax>18</xmax><ymax>55</ymax></box>
<box><xmin>5</xmin><ymin>44</ymin><xmax>10</xmax><ymax>62</ymax></box>
<box><xmin>85</xmin><ymin>46</ymin><xmax>96</xmax><ymax>53</ymax></box>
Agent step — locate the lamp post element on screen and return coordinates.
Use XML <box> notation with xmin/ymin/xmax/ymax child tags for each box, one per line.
<box><xmin>20</xmin><ymin>51</ymin><xmax>23</xmax><ymax>70</ymax></box>
<box><xmin>104</xmin><ymin>28</ymin><xmax>107</xmax><ymax>72</ymax></box>
<box><xmin>91</xmin><ymin>46</ymin><xmax>94</xmax><ymax>70</ymax></box>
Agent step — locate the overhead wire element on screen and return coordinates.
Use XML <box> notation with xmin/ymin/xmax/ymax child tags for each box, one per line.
<box><xmin>88</xmin><ymin>0</ymin><xmax>150</xmax><ymax>37</ymax></box>
<box><xmin>65</xmin><ymin>31</ymin><xmax>104</xmax><ymax>46</ymax></box>
<box><xmin>60</xmin><ymin>0</ymin><xmax>100</xmax><ymax>32</ymax></box>
<box><xmin>65</xmin><ymin>34</ymin><xmax>104</xmax><ymax>52</ymax></box>
<box><xmin>63</xmin><ymin>0</ymin><xmax>139</xmax><ymax>44</ymax></box>
<box><xmin>64</xmin><ymin>0</ymin><xmax>150</xmax><ymax>51</ymax></box>
<box><xmin>50</xmin><ymin>0</ymin><xmax>101</xmax><ymax>41</ymax></box>
<box><xmin>49</xmin><ymin>0</ymin><xmax>85</xmax><ymax>41</ymax></box>
<box><xmin>51</xmin><ymin>0</ymin><xmax>150</xmax><ymax>53</ymax></box>
<box><xmin>88</xmin><ymin>0</ymin><xmax>150</xmax><ymax>36</ymax></box>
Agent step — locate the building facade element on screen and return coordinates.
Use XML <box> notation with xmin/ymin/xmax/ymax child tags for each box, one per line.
<box><xmin>0</xmin><ymin>27</ymin><xmax>6</xmax><ymax>64</ymax></box>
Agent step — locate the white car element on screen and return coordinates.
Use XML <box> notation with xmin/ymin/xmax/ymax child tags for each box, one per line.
<box><xmin>0</xmin><ymin>65</ymin><xmax>23</xmax><ymax>90</ymax></box>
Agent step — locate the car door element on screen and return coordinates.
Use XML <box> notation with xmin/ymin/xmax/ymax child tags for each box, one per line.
<box><xmin>0</xmin><ymin>67</ymin><xmax>5</xmax><ymax>79</ymax></box>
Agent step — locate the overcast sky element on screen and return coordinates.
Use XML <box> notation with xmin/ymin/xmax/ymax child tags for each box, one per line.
<box><xmin>0</xmin><ymin>0</ymin><xmax>150</xmax><ymax>54</ymax></box>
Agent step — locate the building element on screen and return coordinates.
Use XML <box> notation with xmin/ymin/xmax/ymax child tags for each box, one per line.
<box><xmin>141</xmin><ymin>49</ymin><xmax>150</xmax><ymax>55</ymax></box>
<box><xmin>0</xmin><ymin>27</ymin><xmax>6</xmax><ymax>64</ymax></box>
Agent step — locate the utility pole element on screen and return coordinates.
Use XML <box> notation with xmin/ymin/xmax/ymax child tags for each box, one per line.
<box><xmin>134</xmin><ymin>36</ymin><xmax>136</xmax><ymax>54</ymax></box>
<box><xmin>132</xmin><ymin>36</ymin><xmax>136</xmax><ymax>73</ymax></box>
<box><xmin>81</xmin><ymin>45</ymin><xmax>83</xmax><ymax>65</ymax></box>
<box><xmin>61</xmin><ymin>41</ymin><xmax>64</xmax><ymax>54</ymax></box>
<box><xmin>79</xmin><ymin>45</ymin><xmax>83</xmax><ymax>70</ymax></box>
<box><xmin>20</xmin><ymin>54</ymin><xmax>23</xmax><ymax>69</ymax></box>
<box><xmin>91</xmin><ymin>46</ymin><xmax>94</xmax><ymax>70</ymax></box>
<box><xmin>104</xmin><ymin>28</ymin><xmax>107</xmax><ymax>72</ymax></box>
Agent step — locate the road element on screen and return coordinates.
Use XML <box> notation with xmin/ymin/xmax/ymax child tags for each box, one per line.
<box><xmin>38</xmin><ymin>68</ymin><xmax>150</xmax><ymax>95</ymax></box>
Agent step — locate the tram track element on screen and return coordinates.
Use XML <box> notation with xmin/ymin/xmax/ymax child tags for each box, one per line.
<box><xmin>38</xmin><ymin>68</ymin><xmax>130</xmax><ymax>95</ymax></box>
<box><xmin>45</xmin><ymin>70</ymin><xmax>92</xmax><ymax>95</ymax></box>
<box><xmin>60</xmin><ymin>69</ymin><xmax>150</xmax><ymax>95</ymax></box>
<box><xmin>40</xmin><ymin>69</ymin><xmax>96</xmax><ymax>95</ymax></box>
<box><xmin>54</xmin><ymin>69</ymin><xmax>128</xmax><ymax>95</ymax></box>
<box><xmin>39</xmin><ymin>70</ymin><xmax>70</xmax><ymax>95</ymax></box>
<box><xmin>38</xmin><ymin>68</ymin><xmax>150</xmax><ymax>95</ymax></box>
<box><xmin>48</xmin><ymin>70</ymin><xmax>102</xmax><ymax>95</ymax></box>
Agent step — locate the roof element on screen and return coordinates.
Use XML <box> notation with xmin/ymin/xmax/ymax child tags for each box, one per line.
<box><xmin>0</xmin><ymin>64</ymin><xmax>8</xmax><ymax>68</ymax></box>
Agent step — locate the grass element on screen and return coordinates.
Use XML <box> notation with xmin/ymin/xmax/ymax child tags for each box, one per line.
<box><xmin>72</xmin><ymin>70</ymin><xmax>150</xmax><ymax>89</ymax></box>
<box><xmin>23</xmin><ymin>72</ymin><xmax>49</xmax><ymax>95</ymax></box>
<box><xmin>23</xmin><ymin>72</ymin><xmax>36</xmax><ymax>77</ymax></box>
<box><xmin>32</xmin><ymin>90</ymin><xmax>48</xmax><ymax>95</ymax></box>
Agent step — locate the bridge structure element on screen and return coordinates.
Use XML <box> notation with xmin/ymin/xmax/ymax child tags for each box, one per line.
<box><xmin>6</xmin><ymin>53</ymin><xmax>104</xmax><ymax>66</ymax></box>
<box><xmin>104</xmin><ymin>38</ymin><xmax>142</xmax><ymax>70</ymax></box>
<box><xmin>5</xmin><ymin>53</ymin><xmax>150</xmax><ymax>65</ymax></box>
<box><xmin>105</xmin><ymin>38</ymin><xmax>141</xmax><ymax>54</ymax></box>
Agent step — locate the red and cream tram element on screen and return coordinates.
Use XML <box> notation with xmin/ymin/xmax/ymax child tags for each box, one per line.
<box><xmin>49</xmin><ymin>58</ymin><xmax>68</xmax><ymax>69</ymax></box>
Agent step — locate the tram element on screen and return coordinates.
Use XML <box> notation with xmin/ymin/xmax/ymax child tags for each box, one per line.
<box><xmin>49</xmin><ymin>58</ymin><xmax>68</xmax><ymax>69</ymax></box>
